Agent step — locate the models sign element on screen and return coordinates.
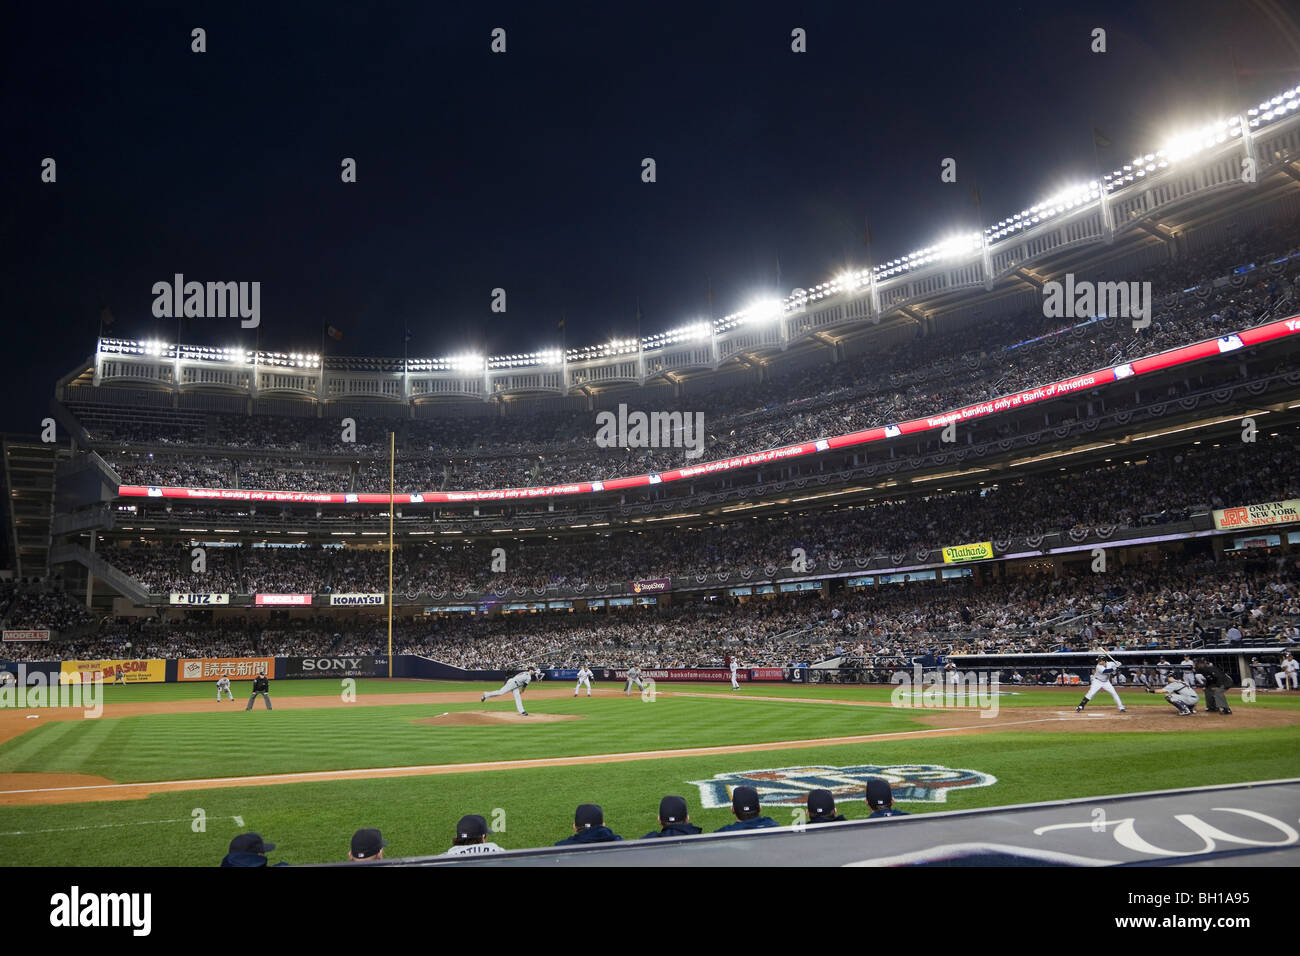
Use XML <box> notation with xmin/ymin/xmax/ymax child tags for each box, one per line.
<box><xmin>1213</xmin><ymin>499</ymin><xmax>1300</xmax><ymax>530</ymax></box>
<box><xmin>254</xmin><ymin>593</ymin><xmax>312</xmax><ymax>606</ymax></box>
<box><xmin>3</xmin><ymin>629</ymin><xmax>50</xmax><ymax>642</ymax></box>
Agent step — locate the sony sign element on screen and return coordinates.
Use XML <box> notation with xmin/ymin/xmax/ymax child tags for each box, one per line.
<box><xmin>302</xmin><ymin>657</ymin><xmax>364</xmax><ymax>671</ymax></box>
<box><xmin>284</xmin><ymin>656</ymin><xmax>376</xmax><ymax>678</ymax></box>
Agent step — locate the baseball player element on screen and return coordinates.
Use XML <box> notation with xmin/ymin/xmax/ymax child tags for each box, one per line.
<box><xmin>112</xmin><ymin>665</ymin><xmax>126</xmax><ymax>687</ymax></box>
<box><xmin>1179</xmin><ymin>655</ymin><xmax>1195</xmax><ymax>686</ymax></box>
<box><xmin>729</xmin><ymin>657</ymin><xmax>740</xmax><ymax>690</ymax></box>
<box><xmin>573</xmin><ymin>664</ymin><xmax>593</xmax><ymax>698</ymax></box>
<box><xmin>1276</xmin><ymin>653</ymin><xmax>1298</xmax><ymax>690</ymax></box>
<box><xmin>1075</xmin><ymin>656</ymin><xmax>1127</xmax><ymax>713</ymax></box>
<box><xmin>1157</xmin><ymin>676</ymin><xmax>1198</xmax><ymax>715</ymax></box>
<box><xmin>481</xmin><ymin>666</ymin><xmax>541</xmax><ymax>715</ymax></box>
<box><xmin>1156</xmin><ymin>657</ymin><xmax>1172</xmax><ymax>683</ymax></box>
<box><xmin>442</xmin><ymin>815</ymin><xmax>503</xmax><ymax>856</ymax></box>
<box><xmin>216</xmin><ymin>675</ymin><xmax>234</xmax><ymax>702</ymax></box>
<box><xmin>624</xmin><ymin>665</ymin><xmax>646</xmax><ymax>696</ymax></box>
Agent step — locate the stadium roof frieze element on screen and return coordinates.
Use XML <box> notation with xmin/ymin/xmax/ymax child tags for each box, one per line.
<box><xmin>76</xmin><ymin>86</ymin><xmax>1300</xmax><ymax>404</ymax></box>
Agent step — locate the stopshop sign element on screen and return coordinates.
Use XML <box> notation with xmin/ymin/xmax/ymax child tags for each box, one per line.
<box><xmin>280</xmin><ymin>656</ymin><xmax>376</xmax><ymax>678</ymax></box>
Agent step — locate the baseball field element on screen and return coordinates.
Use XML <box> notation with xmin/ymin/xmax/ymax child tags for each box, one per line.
<box><xmin>1</xmin><ymin>678</ymin><xmax>1298</xmax><ymax>866</ymax></box>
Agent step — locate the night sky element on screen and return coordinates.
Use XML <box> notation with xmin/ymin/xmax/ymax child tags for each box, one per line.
<box><xmin>3</xmin><ymin>0</ymin><xmax>1297</xmax><ymax>432</ymax></box>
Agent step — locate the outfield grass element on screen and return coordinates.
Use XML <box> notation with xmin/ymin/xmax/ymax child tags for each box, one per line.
<box><xmin>73</xmin><ymin>678</ymin><xmax>1300</xmax><ymax>710</ymax></box>
<box><xmin>2</xmin><ymin>728</ymin><xmax>1297</xmax><ymax>866</ymax></box>
<box><xmin>1</xmin><ymin>679</ymin><xmax>1297</xmax><ymax>866</ymax></box>
<box><xmin>0</xmin><ymin>693</ymin><xmax>930</xmax><ymax>781</ymax></box>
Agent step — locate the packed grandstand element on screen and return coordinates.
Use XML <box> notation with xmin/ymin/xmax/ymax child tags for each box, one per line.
<box><xmin>3</xmin><ymin>87</ymin><xmax>1299</xmax><ymax>685</ymax></box>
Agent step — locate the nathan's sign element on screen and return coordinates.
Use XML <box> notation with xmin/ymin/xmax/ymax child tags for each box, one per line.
<box><xmin>942</xmin><ymin>541</ymin><xmax>994</xmax><ymax>564</ymax></box>
<box><xmin>328</xmin><ymin>593</ymin><xmax>384</xmax><ymax>606</ymax></box>
<box><xmin>254</xmin><ymin>593</ymin><xmax>312</xmax><ymax>606</ymax></box>
<box><xmin>178</xmin><ymin>657</ymin><xmax>275</xmax><ymax>681</ymax></box>
<box><xmin>1213</xmin><ymin>499</ymin><xmax>1300</xmax><ymax>531</ymax></box>
<box><xmin>3</xmin><ymin>629</ymin><xmax>50</xmax><ymax>642</ymax></box>
<box><xmin>169</xmin><ymin>593</ymin><xmax>230</xmax><ymax>605</ymax></box>
<box><xmin>629</xmin><ymin>578</ymin><xmax>671</xmax><ymax>595</ymax></box>
<box><xmin>60</xmin><ymin>659</ymin><xmax>166</xmax><ymax>684</ymax></box>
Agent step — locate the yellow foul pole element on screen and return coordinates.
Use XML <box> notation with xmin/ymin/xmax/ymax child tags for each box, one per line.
<box><xmin>387</xmin><ymin>430</ymin><xmax>395</xmax><ymax>677</ymax></box>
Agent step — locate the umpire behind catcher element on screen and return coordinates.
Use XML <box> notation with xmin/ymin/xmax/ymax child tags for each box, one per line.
<box><xmin>246</xmin><ymin>671</ymin><xmax>273</xmax><ymax>711</ymax></box>
<box><xmin>1194</xmin><ymin>658</ymin><xmax>1233</xmax><ymax>715</ymax></box>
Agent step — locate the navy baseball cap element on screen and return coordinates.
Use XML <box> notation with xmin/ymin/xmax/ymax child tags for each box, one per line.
<box><xmin>807</xmin><ymin>789</ymin><xmax>836</xmax><ymax>818</ymax></box>
<box><xmin>229</xmin><ymin>832</ymin><xmax>274</xmax><ymax>854</ymax></box>
<box><xmin>731</xmin><ymin>785</ymin><xmax>760</xmax><ymax>815</ymax></box>
<box><xmin>575</xmin><ymin>804</ymin><xmax>604</xmax><ymax>828</ymax></box>
<box><xmin>865</xmin><ymin>778</ymin><xmax>894</xmax><ymax>808</ymax></box>
<box><xmin>350</xmin><ymin>828</ymin><xmax>387</xmax><ymax>859</ymax></box>
<box><xmin>659</xmin><ymin>795</ymin><xmax>688</xmax><ymax>823</ymax></box>
<box><xmin>456</xmin><ymin>815</ymin><xmax>488</xmax><ymax>839</ymax></box>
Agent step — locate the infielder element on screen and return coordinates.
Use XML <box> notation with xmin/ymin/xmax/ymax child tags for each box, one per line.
<box><xmin>1157</xmin><ymin>676</ymin><xmax>1198</xmax><ymax>716</ymax></box>
<box><xmin>729</xmin><ymin>657</ymin><xmax>740</xmax><ymax>690</ymax></box>
<box><xmin>574</xmin><ymin>664</ymin><xmax>593</xmax><ymax>697</ymax></box>
<box><xmin>216</xmin><ymin>675</ymin><xmax>235</xmax><ymax>701</ymax></box>
<box><xmin>482</xmin><ymin>666</ymin><xmax>541</xmax><ymax>715</ymax></box>
<box><xmin>1276</xmin><ymin>653</ymin><xmax>1298</xmax><ymax>690</ymax></box>
<box><xmin>624</xmin><ymin>666</ymin><xmax>646</xmax><ymax>696</ymax></box>
<box><xmin>1075</xmin><ymin>657</ymin><xmax>1127</xmax><ymax>713</ymax></box>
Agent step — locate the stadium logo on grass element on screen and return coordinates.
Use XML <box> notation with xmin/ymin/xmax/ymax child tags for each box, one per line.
<box><xmin>594</xmin><ymin>404</ymin><xmax>706</xmax><ymax>459</ymax></box>
<box><xmin>0</xmin><ymin>666</ymin><xmax>103</xmax><ymax>717</ymax></box>
<box><xmin>690</xmin><ymin>764</ymin><xmax>995</xmax><ymax>809</ymax></box>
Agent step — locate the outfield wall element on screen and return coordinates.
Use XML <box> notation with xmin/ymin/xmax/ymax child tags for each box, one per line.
<box><xmin>1</xmin><ymin>650</ymin><xmax>1291</xmax><ymax>687</ymax></box>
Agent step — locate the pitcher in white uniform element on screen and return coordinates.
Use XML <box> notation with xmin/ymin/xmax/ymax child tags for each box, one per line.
<box><xmin>481</xmin><ymin>667</ymin><xmax>541</xmax><ymax>715</ymax></box>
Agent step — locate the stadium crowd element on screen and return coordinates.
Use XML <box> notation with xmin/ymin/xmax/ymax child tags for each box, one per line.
<box><xmin>93</xmin><ymin>428</ymin><xmax>1300</xmax><ymax>596</ymax></box>
<box><xmin>82</xmin><ymin>224</ymin><xmax>1300</xmax><ymax>493</ymax></box>
<box><xmin>6</xmin><ymin>554</ymin><xmax>1296</xmax><ymax>669</ymax></box>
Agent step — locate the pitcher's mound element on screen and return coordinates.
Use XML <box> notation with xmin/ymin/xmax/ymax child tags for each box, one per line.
<box><xmin>415</xmin><ymin>711</ymin><xmax>584</xmax><ymax>727</ymax></box>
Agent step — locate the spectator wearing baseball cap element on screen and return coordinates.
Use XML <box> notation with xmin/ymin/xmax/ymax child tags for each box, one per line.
<box><xmin>348</xmin><ymin>828</ymin><xmax>387</xmax><ymax>862</ymax></box>
<box><xmin>641</xmin><ymin>795</ymin><xmax>703</xmax><ymax>839</ymax></box>
<box><xmin>442</xmin><ymin>814</ymin><xmax>504</xmax><ymax>856</ymax></box>
<box><xmin>221</xmin><ymin>832</ymin><xmax>284</xmax><ymax>867</ymax></box>
<box><xmin>807</xmin><ymin>789</ymin><xmax>847</xmax><ymax>824</ymax></box>
<box><xmin>714</xmin><ymin>786</ymin><xmax>778</xmax><ymax>832</ymax></box>
<box><xmin>865</xmin><ymin>778</ymin><xmax>910</xmax><ymax>819</ymax></box>
<box><xmin>554</xmin><ymin>804</ymin><xmax>623</xmax><ymax>846</ymax></box>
